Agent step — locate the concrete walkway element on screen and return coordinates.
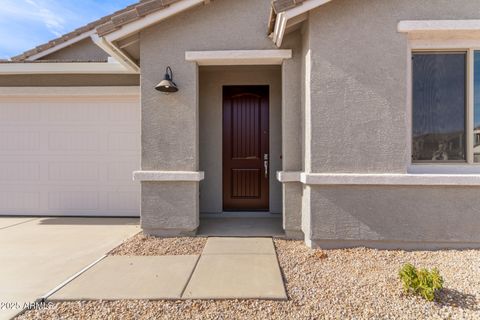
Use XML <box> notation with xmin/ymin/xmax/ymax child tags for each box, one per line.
<box><xmin>49</xmin><ymin>237</ymin><xmax>287</xmax><ymax>301</ymax></box>
<box><xmin>183</xmin><ymin>237</ymin><xmax>286</xmax><ymax>299</ymax></box>
<box><xmin>0</xmin><ymin>217</ymin><xmax>139</xmax><ymax>320</ymax></box>
<box><xmin>198</xmin><ymin>215</ymin><xmax>284</xmax><ymax>237</ymax></box>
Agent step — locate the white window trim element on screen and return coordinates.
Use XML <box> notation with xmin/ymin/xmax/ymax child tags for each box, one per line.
<box><xmin>398</xmin><ymin>20</ymin><xmax>480</xmax><ymax>33</ymax></box>
<box><xmin>401</xmin><ymin>24</ymin><xmax>480</xmax><ymax>174</ymax></box>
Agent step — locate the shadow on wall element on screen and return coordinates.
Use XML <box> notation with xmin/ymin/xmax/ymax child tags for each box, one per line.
<box><xmin>312</xmin><ymin>185</ymin><xmax>480</xmax><ymax>243</ymax></box>
<box><xmin>37</xmin><ymin>217</ymin><xmax>140</xmax><ymax>226</ymax></box>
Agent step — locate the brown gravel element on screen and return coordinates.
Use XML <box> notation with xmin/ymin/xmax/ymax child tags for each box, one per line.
<box><xmin>18</xmin><ymin>239</ymin><xmax>480</xmax><ymax>320</ymax></box>
<box><xmin>108</xmin><ymin>232</ymin><xmax>207</xmax><ymax>256</ymax></box>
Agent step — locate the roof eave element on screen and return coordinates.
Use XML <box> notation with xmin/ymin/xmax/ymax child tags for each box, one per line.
<box><xmin>91</xmin><ymin>34</ymin><xmax>140</xmax><ymax>73</ymax></box>
<box><xmin>100</xmin><ymin>0</ymin><xmax>207</xmax><ymax>42</ymax></box>
<box><xmin>0</xmin><ymin>62</ymin><xmax>139</xmax><ymax>75</ymax></box>
<box><xmin>91</xmin><ymin>0</ymin><xmax>210</xmax><ymax>74</ymax></box>
<box><xmin>270</xmin><ymin>0</ymin><xmax>333</xmax><ymax>47</ymax></box>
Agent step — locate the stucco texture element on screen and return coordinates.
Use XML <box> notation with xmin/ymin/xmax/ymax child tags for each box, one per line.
<box><xmin>139</xmin><ymin>0</ymin><xmax>282</xmax><ymax>234</ymax></box>
<box><xmin>301</xmin><ymin>0</ymin><xmax>480</xmax><ymax>248</ymax></box>
<box><xmin>140</xmin><ymin>0</ymin><xmax>277</xmax><ymax>171</ymax></box>
<box><xmin>306</xmin><ymin>0</ymin><xmax>480</xmax><ymax>174</ymax></box>
<box><xmin>281</xmin><ymin>31</ymin><xmax>304</xmax><ymax>236</ymax></box>
<box><xmin>40</xmin><ymin>38</ymin><xmax>110</xmax><ymax>62</ymax></box>
<box><xmin>199</xmin><ymin>66</ymin><xmax>282</xmax><ymax>214</ymax></box>
<box><xmin>306</xmin><ymin>185</ymin><xmax>480</xmax><ymax>249</ymax></box>
<box><xmin>141</xmin><ymin>182</ymin><xmax>199</xmax><ymax>236</ymax></box>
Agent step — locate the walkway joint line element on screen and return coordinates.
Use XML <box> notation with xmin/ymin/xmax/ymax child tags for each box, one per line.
<box><xmin>179</xmin><ymin>248</ymin><xmax>203</xmax><ymax>298</ymax></box>
<box><xmin>40</xmin><ymin>254</ymin><xmax>108</xmax><ymax>302</ymax></box>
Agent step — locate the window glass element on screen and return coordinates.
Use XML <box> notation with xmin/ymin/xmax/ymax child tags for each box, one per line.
<box><xmin>474</xmin><ymin>51</ymin><xmax>480</xmax><ymax>162</ymax></box>
<box><xmin>412</xmin><ymin>52</ymin><xmax>466</xmax><ymax>162</ymax></box>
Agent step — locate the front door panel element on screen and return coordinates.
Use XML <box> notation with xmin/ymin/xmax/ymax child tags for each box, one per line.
<box><xmin>223</xmin><ymin>86</ymin><xmax>269</xmax><ymax>211</ymax></box>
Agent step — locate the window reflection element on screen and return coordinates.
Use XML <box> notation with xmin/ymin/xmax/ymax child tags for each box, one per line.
<box><xmin>412</xmin><ymin>52</ymin><xmax>466</xmax><ymax>162</ymax></box>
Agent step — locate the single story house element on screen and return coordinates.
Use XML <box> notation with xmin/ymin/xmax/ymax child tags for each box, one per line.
<box><xmin>1</xmin><ymin>0</ymin><xmax>480</xmax><ymax>249</ymax></box>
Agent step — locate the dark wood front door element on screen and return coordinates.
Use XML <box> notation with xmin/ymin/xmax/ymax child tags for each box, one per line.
<box><xmin>223</xmin><ymin>86</ymin><xmax>269</xmax><ymax>211</ymax></box>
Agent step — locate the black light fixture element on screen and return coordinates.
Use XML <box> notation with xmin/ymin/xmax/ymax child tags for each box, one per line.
<box><xmin>155</xmin><ymin>66</ymin><xmax>178</xmax><ymax>93</ymax></box>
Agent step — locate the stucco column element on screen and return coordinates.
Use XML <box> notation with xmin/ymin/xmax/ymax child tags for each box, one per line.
<box><xmin>138</xmin><ymin>55</ymin><xmax>201</xmax><ymax>236</ymax></box>
<box><xmin>280</xmin><ymin>33</ymin><xmax>304</xmax><ymax>240</ymax></box>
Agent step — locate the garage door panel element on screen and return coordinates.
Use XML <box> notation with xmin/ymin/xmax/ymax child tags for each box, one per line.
<box><xmin>0</xmin><ymin>131</ymin><xmax>41</xmax><ymax>151</ymax></box>
<box><xmin>48</xmin><ymin>131</ymin><xmax>102</xmax><ymax>151</ymax></box>
<box><xmin>48</xmin><ymin>162</ymin><xmax>100</xmax><ymax>181</ymax></box>
<box><xmin>48</xmin><ymin>191</ymin><xmax>99</xmax><ymax>211</ymax></box>
<box><xmin>108</xmin><ymin>132</ymin><xmax>139</xmax><ymax>151</ymax></box>
<box><xmin>0</xmin><ymin>93</ymin><xmax>140</xmax><ymax>217</ymax></box>
<box><xmin>0</xmin><ymin>192</ymin><xmax>40</xmax><ymax>210</ymax></box>
<box><xmin>108</xmin><ymin>162</ymin><xmax>137</xmax><ymax>181</ymax></box>
<box><xmin>0</xmin><ymin>162</ymin><xmax>40</xmax><ymax>181</ymax></box>
<box><xmin>0</xmin><ymin>104</ymin><xmax>41</xmax><ymax>122</ymax></box>
<box><xmin>107</xmin><ymin>191</ymin><xmax>140</xmax><ymax>212</ymax></box>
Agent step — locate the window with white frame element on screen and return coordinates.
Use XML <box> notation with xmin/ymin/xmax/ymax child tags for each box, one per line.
<box><xmin>411</xmin><ymin>49</ymin><xmax>480</xmax><ymax>164</ymax></box>
<box><xmin>412</xmin><ymin>51</ymin><xmax>466</xmax><ymax>163</ymax></box>
<box><xmin>397</xmin><ymin>20</ymin><xmax>480</xmax><ymax>165</ymax></box>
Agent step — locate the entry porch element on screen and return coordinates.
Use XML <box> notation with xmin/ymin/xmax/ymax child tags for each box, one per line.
<box><xmin>133</xmin><ymin>50</ymin><xmax>303</xmax><ymax>239</ymax></box>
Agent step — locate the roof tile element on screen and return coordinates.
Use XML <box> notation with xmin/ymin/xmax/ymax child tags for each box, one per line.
<box><xmin>111</xmin><ymin>9</ymin><xmax>141</xmax><ymax>27</ymax></box>
<box><xmin>136</xmin><ymin>0</ymin><xmax>166</xmax><ymax>16</ymax></box>
<box><xmin>272</xmin><ymin>0</ymin><xmax>304</xmax><ymax>14</ymax></box>
<box><xmin>96</xmin><ymin>0</ymin><xmax>183</xmax><ymax>36</ymax></box>
<box><xmin>96</xmin><ymin>22</ymin><xmax>119</xmax><ymax>36</ymax></box>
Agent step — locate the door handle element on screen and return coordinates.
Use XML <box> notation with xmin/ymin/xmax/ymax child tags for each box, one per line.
<box><xmin>264</xmin><ymin>160</ymin><xmax>268</xmax><ymax>178</ymax></box>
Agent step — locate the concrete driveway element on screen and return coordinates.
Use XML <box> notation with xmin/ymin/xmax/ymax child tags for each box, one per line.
<box><xmin>0</xmin><ymin>217</ymin><xmax>139</xmax><ymax>320</ymax></box>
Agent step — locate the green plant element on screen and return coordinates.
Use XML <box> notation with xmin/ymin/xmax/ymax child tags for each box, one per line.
<box><xmin>399</xmin><ymin>263</ymin><xmax>444</xmax><ymax>301</ymax></box>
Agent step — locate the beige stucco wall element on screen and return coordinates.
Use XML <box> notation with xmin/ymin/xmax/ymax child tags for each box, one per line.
<box><xmin>40</xmin><ymin>38</ymin><xmax>109</xmax><ymax>61</ymax></box>
<box><xmin>306</xmin><ymin>0</ymin><xmax>480</xmax><ymax>173</ymax></box>
<box><xmin>281</xmin><ymin>30</ymin><xmax>304</xmax><ymax>238</ymax></box>
<box><xmin>307</xmin><ymin>185</ymin><xmax>480</xmax><ymax>249</ymax></box>
<box><xmin>301</xmin><ymin>0</ymin><xmax>480</xmax><ymax>248</ymax></box>
<box><xmin>140</xmin><ymin>0</ymin><xmax>279</xmax><ymax>172</ymax></box>
<box><xmin>199</xmin><ymin>66</ymin><xmax>282</xmax><ymax>214</ymax></box>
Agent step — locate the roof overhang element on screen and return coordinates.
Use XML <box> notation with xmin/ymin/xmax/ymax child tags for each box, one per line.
<box><xmin>91</xmin><ymin>34</ymin><xmax>140</xmax><ymax>73</ymax></box>
<box><xmin>92</xmin><ymin>0</ymin><xmax>210</xmax><ymax>74</ymax></box>
<box><xmin>270</xmin><ymin>0</ymin><xmax>333</xmax><ymax>47</ymax></box>
<box><xmin>0</xmin><ymin>61</ymin><xmax>138</xmax><ymax>75</ymax></box>
<box><xmin>101</xmin><ymin>0</ymin><xmax>207</xmax><ymax>43</ymax></box>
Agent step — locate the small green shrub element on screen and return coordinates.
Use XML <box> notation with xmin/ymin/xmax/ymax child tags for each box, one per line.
<box><xmin>399</xmin><ymin>263</ymin><xmax>444</xmax><ymax>301</ymax></box>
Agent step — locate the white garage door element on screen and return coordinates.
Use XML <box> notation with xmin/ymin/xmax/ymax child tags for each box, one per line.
<box><xmin>0</xmin><ymin>87</ymin><xmax>140</xmax><ymax>216</ymax></box>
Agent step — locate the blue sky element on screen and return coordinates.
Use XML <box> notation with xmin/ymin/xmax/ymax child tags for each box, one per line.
<box><xmin>0</xmin><ymin>0</ymin><xmax>137</xmax><ymax>59</ymax></box>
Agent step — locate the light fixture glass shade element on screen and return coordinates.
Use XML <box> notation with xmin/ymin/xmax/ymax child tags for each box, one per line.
<box><xmin>155</xmin><ymin>66</ymin><xmax>178</xmax><ymax>92</ymax></box>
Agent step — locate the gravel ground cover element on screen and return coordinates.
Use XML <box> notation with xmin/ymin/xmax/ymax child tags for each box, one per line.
<box><xmin>108</xmin><ymin>233</ymin><xmax>207</xmax><ymax>256</ymax></box>
<box><xmin>18</xmin><ymin>239</ymin><xmax>480</xmax><ymax>320</ymax></box>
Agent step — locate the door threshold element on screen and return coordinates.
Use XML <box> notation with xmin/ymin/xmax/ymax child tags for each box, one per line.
<box><xmin>200</xmin><ymin>212</ymin><xmax>281</xmax><ymax>219</ymax></box>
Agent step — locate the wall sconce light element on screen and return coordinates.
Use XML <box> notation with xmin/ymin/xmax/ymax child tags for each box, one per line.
<box><xmin>155</xmin><ymin>66</ymin><xmax>178</xmax><ymax>93</ymax></box>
